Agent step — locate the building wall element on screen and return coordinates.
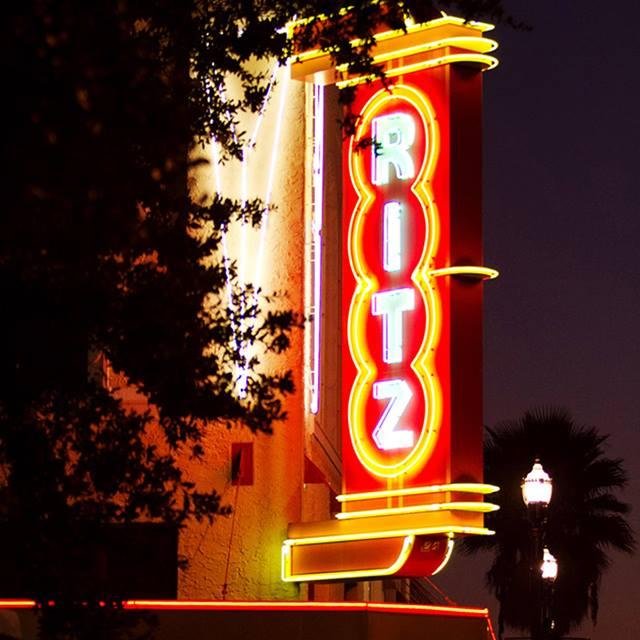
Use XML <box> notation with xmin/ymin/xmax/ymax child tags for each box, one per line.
<box><xmin>166</xmin><ymin>63</ymin><xmax>403</xmax><ymax>604</ymax></box>
<box><xmin>179</xmin><ymin>64</ymin><xmax>318</xmax><ymax>601</ymax></box>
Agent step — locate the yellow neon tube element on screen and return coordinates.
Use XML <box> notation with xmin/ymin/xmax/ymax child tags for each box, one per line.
<box><xmin>334</xmin><ymin>35</ymin><xmax>497</xmax><ymax>72</ymax></box>
<box><xmin>429</xmin><ymin>266</ymin><xmax>499</xmax><ymax>280</ymax></box>
<box><xmin>282</xmin><ymin>535</ymin><xmax>414</xmax><ymax>582</ymax></box>
<box><xmin>288</xmin><ymin>12</ymin><xmax>494</xmax><ymax>33</ymax></box>
<box><xmin>288</xmin><ymin>13</ymin><xmax>495</xmax><ymax>60</ymax></box>
<box><xmin>431</xmin><ymin>535</ymin><xmax>455</xmax><ymax>575</ymax></box>
<box><xmin>336</xmin><ymin>53</ymin><xmax>498</xmax><ymax>89</ymax></box>
<box><xmin>335</xmin><ymin>501</ymin><xmax>499</xmax><ymax>520</ymax></box>
<box><xmin>337</xmin><ymin>482</ymin><xmax>500</xmax><ymax>502</ymax></box>
<box><xmin>284</xmin><ymin>525</ymin><xmax>494</xmax><ymax>547</ymax></box>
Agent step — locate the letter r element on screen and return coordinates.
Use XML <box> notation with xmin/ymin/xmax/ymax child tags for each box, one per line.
<box><xmin>371</xmin><ymin>113</ymin><xmax>416</xmax><ymax>185</ymax></box>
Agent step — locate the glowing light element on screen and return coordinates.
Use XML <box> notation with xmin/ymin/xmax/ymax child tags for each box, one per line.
<box><xmin>252</xmin><ymin>68</ymin><xmax>291</xmax><ymax>287</ymax></box>
<box><xmin>288</xmin><ymin>14</ymin><xmax>496</xmax><ymax>65</ymax></box>
<box><xmin>365</xmin><ymin>35</ymin><xmax>497</xmax><ymax>64</ymax></box>
<box><xmin>337</xmin><ymin>482</ymin><xmax>500</xmax><ymax>502</ymax></box>
<box><xmin>238</xmin><ymin>65</ymin><xmax>278</xmax><ymax>292</ymax></box>
<box><xmin>226</xmin><ymin>64</ymin><xmax>290</xmax><ymax>397</ymax></box>
<box><xmin>210</xmin><ymin>68</ymin><xmax>280</xmax><ymax>399</ymax></box>
<box><xmin>284</xmin><ymin>525</ymin><xmax>494</xmax><ymax>547</ymax></box>
<box><xmin>336</xmin><ymin>501</ymin><xmax>498</xmax><ymax>520</ymax></box>
<box><xmin>521</xmin><ymin>460</ymin><xmax>552</xmax><ymax>506</ymax></box>
<box><xmin>371</xmin><ymin>113</ymin><xmax>416</xmax><ymax>185</ymax></box>
<box><xmin>309</xmin><ymin>81</ymin><xmax>324</xmax><ymax>414</ymax></box>
<box><xmin>4</xmin><ymin>598</ymin><xmax>491</xmax><ymax>627</ymax></box>
<box><xmin>429</xmin><ymin>265</ymin><xmax>499</xmax><ymax>280</ymax></box>
<box><xmin>486</xmin><ymin>615</ymin><xmax>499</xmax><ymax>640</ymax></box>
<box><xmin>333</xmin><ymin>35</ymin><xmax>498</xmax><ymax>76</ymax></box>
<box><xmin>211</xmin><ymin>141</ymin><xmax>243</xmax><ymax>368</ymax></box>
<box><xmin>282</xmin><ymin>535</ymin><xmax>414</xmax><ymax>582</ymax></box>
<box><xmin>383</xmin><ymin>201</ymin><xmax>402</xmax><ymax>272</ymax></box>
<box><xmin>541</xmin><ymin>547</ymin><xmax>558</xmax><ymax>582</ymax></box>
<box><xmin>0</xmin><ymin>600</ymin><xmax>36</xmax><ymax>608</ymax></box>
<box><xmin>336</xmin><ymin>53</ymin><xmax>498</xmax><ymax>89</ymax></box>
<box><xmin>431</xmin><ymin>535</ymin><xmax>455</xmax><ymax>575</ymax></box>
<box><xmin>127</xmin><ymin>600</ymin><xmax>370</xmax><ymax>611</ymax></box>
<box><xmin>365</xmin><ymin>602</ymin><xmax>491</xmax><ymax>618</ymax></box>
<box><xmin>289</xmin><ymin>13</ymin><xmax>495</xmax><ymax>37</ymax></box>
<box><xmin>371</xmin><ymin>288</ymin><xmax>415</xmax><ymax>364</ymax></box>
<box><xmin>238</xmin><ymin>142</ymin><xmax>249</xmax><ymax>301</ymax></box>
<box><xmin>121</xmin><ymin>599</ymin><xmax>492</xmax><ymax>620</ymax></box>
<box><xmin>347</xmin><ymin>84</ymin><xmax>442</xmax><ymax>478</ymax></box>
<box><xmin>285</xmin><ymin>14</ymin><xmax>499</xmax><ymax>583</ymax></box>
<box><xmin>372</xmin><ymin>379</ymin><xmax>414</xmax><ymax>451</ymax></box>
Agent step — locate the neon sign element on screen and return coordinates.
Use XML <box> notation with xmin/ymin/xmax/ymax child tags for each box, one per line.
<box><xmin>284</xmin><ymin>14</ymin><xmax>500</xmax><ymax>583</ymax></box>
<box><xmin>346</xmin><ymin>84</ymin><xmax>441</xmax><ymax>480</ymax></box>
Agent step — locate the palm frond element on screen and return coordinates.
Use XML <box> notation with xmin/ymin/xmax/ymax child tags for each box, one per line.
<box><xmin>462</xmin><ymin>407</ymin><xmax>635</xmax><ymax>636</ymax></box>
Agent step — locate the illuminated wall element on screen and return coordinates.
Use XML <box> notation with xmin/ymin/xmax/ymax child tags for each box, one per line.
<box><xmin>180</xmin><ymin>65</ymin><xmax>316</xmax><ymax>600</ymax></box>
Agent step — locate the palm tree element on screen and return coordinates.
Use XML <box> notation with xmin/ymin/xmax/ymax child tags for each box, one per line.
<box><xmin>463</xmin><ymin>408</ymin><xmax>635</xmax><ymax>638</ymax></box>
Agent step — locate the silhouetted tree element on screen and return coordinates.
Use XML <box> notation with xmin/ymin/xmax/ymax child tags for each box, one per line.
<box><xmin>463</xmin><ymin>408</ymin><xmax>635</xmax><ymax>638</ymax></box>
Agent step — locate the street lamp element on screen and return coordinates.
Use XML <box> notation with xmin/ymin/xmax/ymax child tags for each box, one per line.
<box><xmin>521</xmin><ymin>461</ymin><xmax>552</xmax><ymax>507</ymax></box>
<box><xmin>540</xmin><ymin>548</ymin><xmax>558</xmax><ymax>638</ymax></box>
<box><xmin>541</xmin><ymin>547</ymin><xmax>558</xmax><ymax>582</ymax></box>
<box><xmin>521</xmin><ymin>460</ymin><xmax>553</xmax><ymax>640</ymax></box>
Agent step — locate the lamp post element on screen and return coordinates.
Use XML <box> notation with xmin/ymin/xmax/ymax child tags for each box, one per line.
<box><xmin>541</xmin><ymin>547</ymin><xmax>558</xmax><ymax>638</ymax></box>
<box><xmin>540</xmin><ymin>547</ymin><xmax>558</xmax><ymax>581</ymax></box>
<box><xmin>521</xmin><ymin>460</ymin><xmax>553</xmax><ymax>640</ymax></box>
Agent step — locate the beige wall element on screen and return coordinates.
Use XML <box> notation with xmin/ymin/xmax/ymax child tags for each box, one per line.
<box><xmin>180</xmin><ymin>64</ymin><xmax>319</xmax><ymax>601</ymax></box>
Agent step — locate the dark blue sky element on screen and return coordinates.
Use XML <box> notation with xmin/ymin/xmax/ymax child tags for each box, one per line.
<box><xmin>435</xmin><ymin>2</ymin><xmax>640</xmax><ymax>638</ymax></box>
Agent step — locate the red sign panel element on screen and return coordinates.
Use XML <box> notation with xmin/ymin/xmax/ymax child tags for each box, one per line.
<box><xmin>341</xmin><ymin>66</ymin><xmax>484</xmax><ymax>504</ymax></box>
<box><xmin>284</xmin><ymin>16</ymin><xmax>496</xmax><ymax>582</ymax></box>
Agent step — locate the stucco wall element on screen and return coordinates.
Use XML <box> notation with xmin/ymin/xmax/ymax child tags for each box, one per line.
<box><xmin>179</xmin><ymin>65</ymin><xmax>310</xmax><ymax>600</ymax></box>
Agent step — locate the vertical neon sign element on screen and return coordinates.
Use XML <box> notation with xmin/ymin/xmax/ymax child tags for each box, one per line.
<box><xmin>337</xmin><ymin>55</ymin><xmax>500</xmax><ymax>523</ymax></box>
<box><xmin>285</xmin><ymin>15</ymin><xmax>500</xmax><ymax>582</ymax></box>
<box><xmin>346</xmin><ymin>85</ymin><xmax>442</xmax><ymax>480</ymax></box>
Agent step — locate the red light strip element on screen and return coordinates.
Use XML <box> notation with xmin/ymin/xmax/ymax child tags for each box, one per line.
<box><xmin>123</xmin><ymin>601</ymin><xmax>489</xmax><ymax>619</ymax></box>
<box><xmin>0</xmin><ymin>599</ymin><xmax>492</xmax><ymax>624</ymax></box>
<box><xmin>0</xmin><ymin>600</ymin><xmax>36</xmax><ymax>609</ymax></box>
<box><xmin>365</xmin><ymin>602</ymin><xmax>489</xmax><ymax>618</ymax></box>
<box><xmin>485</xmin><ymin>614</ymin><xmax>498</xmax><ymax>640</ymax></box>
<box><xmin>124</xmin><ymin>600</ymin><xmax>365</xmax><ymax>611</ymax></box>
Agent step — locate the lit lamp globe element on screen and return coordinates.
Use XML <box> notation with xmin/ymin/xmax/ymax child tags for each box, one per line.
<box><xmin>521</xmin><ymin>460</ymin><xmax>553</xmax><ymax>507</ymax></box>
<box><xmin>541</xmin><ymin>547</ymin><xmax>558</xmax><ymax>582</ymax></box>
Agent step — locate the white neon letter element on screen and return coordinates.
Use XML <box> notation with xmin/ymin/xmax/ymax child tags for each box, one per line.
<box><xmin>383</xmin><ymin>201</ymin><xmax>402</xmax><ymax>272</ymax></box>
<box><xmin>371</xmin><ymin>113</ymin><xmax>416</xmax><ymax>185</ymax></box>
<box><xmin>371</xmin><ymin>288</ymin><xmax>415</xmax><ymax>364</ymax></box>
<box><xmin>372</xmin><ymin>379</ymin><xmax>414</xmax><ymax>450</ymax></box>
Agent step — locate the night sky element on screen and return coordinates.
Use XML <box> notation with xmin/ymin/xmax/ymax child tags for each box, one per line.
<box><xmin>434</xmin><ymin>2</ymin><xmax>640</xmax><ymax>638</ymax></box>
